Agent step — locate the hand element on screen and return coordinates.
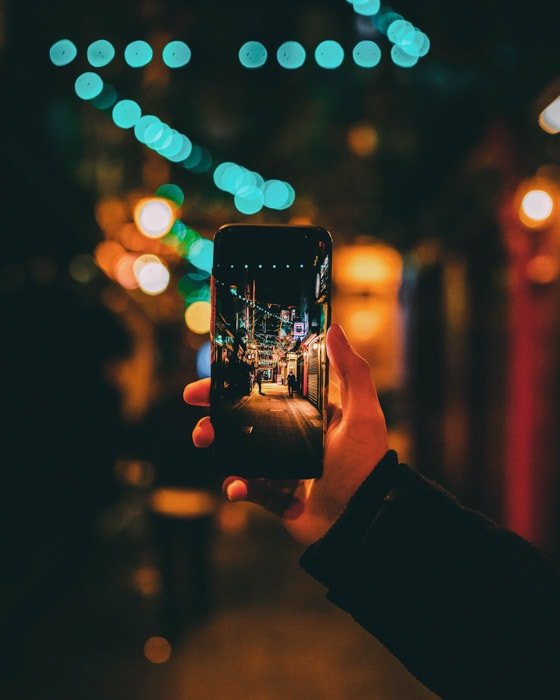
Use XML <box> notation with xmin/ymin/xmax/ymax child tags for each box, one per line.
<box><xmin>183</xmin><ymin>324</ymin><xmax>388</xmax><ymax>547</ymax></box>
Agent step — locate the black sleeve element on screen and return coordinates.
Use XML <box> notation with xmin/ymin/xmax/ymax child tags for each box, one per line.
<box><xmin>300</xmin><ymin>451</ymin><xmax>560</xmax><ymax>699</ymax></box>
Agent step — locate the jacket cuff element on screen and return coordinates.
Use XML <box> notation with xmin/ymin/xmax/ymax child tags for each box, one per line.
<box><xmin>299</xmin><ymin>449</ymin><xmax>401</xmax><ymax>588</ymax></box>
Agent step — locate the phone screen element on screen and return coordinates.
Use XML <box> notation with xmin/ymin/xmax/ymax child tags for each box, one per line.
<box><xmin>210</xmin><ymin>224</ymin><xmax>332</xmax><ymax>478</ymax></box>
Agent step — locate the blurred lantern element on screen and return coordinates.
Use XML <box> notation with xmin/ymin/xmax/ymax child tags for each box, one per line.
<box><xmin>185</xmin><ymin>300</ymin><xmax>211</xmax><ymax>334</ymax></box>
<box><xmin>516</xmin><ymin>178</ymin><xmax>559</xmax><ymax>230</ymax></box>
<box><xmin>134</xmin><ymin>197</ymin><xmax>175</xmax><ymax>239</ymax></box>
<box><xmin>133</xmin><ymin>254</ymin><xmax>170</xmax><ymax>295</ymax></box>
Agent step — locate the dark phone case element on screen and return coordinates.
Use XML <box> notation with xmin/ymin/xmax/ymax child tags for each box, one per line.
<box><xmin>210</xmin><ymin>224</ymin><xmax>332</xmax><ymax>479</ymax></box>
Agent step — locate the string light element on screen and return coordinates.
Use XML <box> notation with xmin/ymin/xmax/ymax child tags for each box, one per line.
<box><xmin>134</xmin><ymin>197</ymin><xmax>175</xmax><ymax>239</ymax></box>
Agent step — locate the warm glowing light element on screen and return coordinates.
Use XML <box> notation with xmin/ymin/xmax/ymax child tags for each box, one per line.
<box><xmin>526</xmin><ymin>255</ymin><xmax>560</xmax><ymax>284</ymax></box>
<box><xmin>520</xmin><ymin>190</ymin><xmax>554</xmax><ymax>226</ymax></box>
<box><xmin>134</xmin><ymin>255</ymin><xmax>170</xmax><ymax>295</ymax></box>
<box><xmin>150</xmin><ymin>488</ymin><xmax>217</xmax><ymax>518</ymax></box>
<box><xmin>133</xmin><ymin>566</ymin><xmax>161</xmax><ymax>596</ymax></box>
<box><xmin>114</xmin><ymin>254</ymin><xmax>139</xmax><ymax>290</ymax></box>
<box><xmin>185</xmin><ymin>301</ymin><xmax>211</xmax><ymax>334</ymax></box>
<box><xmin>539</xmin><ymin>96</ymin><xmax>560</xmax><ymax>134</ymax></box>
<box><xmin>143</xmin><ymin>636</ymin><xmax>172</xmax><ymax>664</ymax></box>
<box><xmin>335</xmin><ymin>242</ymin><xmax>403</xmax><ymax>294</ymax></box>
<box><xmin>348</xmin><ymin>309</ymin><xmax>384</xmax><ymax>341</ymax></box>
<box><xmin>134</xmin><ymin>197</ymin><xmax>175</xmax><ymax>239</ymax></box>
<box><xmin>347</xmin><ymin>124</ymin><xmax>379</xmax><ymax>156</ymax></box>
<box><xmin>94</xmin><ymin>240</ymin><xmax>126</xmax><ymax>276</ymax></box>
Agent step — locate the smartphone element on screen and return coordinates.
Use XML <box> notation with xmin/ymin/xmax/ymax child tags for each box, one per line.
<box><xmin>210</xmin><ymin>224</ymin><xmax>332</xmax><ymax>479</ymax></box>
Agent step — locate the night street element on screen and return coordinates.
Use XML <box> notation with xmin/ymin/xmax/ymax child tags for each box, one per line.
<box><xmin>220</xmin><ymin>383</ymin><xmax>323</xmax><ymax>476</ymax></box>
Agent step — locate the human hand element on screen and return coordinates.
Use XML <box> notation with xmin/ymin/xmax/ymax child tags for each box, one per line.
<box><xmin>183</xmin><ymin>324</ymin><xmax>388</xmax><ymax>546</ymax></box>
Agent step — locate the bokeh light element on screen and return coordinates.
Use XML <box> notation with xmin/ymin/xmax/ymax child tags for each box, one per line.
<box><xmin>167</xmin><ymin>134</ymin><xmax>193</xmax><ymax>162</ymax></box>
<box><xmin>124</xmin><ymin>40</ymin><xmax>153</xmax><ymax>68</ymax></box>
<box><xmin>155</xmin><ymin>183</ymin><xmax>184</xmax><ymax>207</ymax></box>
<box><xmin>347</xmin><ymin>123</ymin><xmax>379</xmax><ymax>156</ymax></box>
<box><xmin>162</xmin><ymin>40</ymin><xmax>191</xmax><ymax>68</ymax></box>
<box><xmin>49</xmin><ymin>39</ymin><xmax>77</xmax><ymax>66</ymax></box>
<box><xmin>277</xmin><ymin>41</ymin><xmax>306</xmax><ymax>69</ymax></box>
<box><xmin>239</xmin><ymin>41</ymin><xmax>268</xmax><ymax>68</ymax></box>
<box><xmin>187</xmin><ymin>146</ymin><xmax>212</xmax><ymax>173</ymax></box>
<box><xmin>91</xmin><ymin>84</ymin><xmax>118</xmax><ymax>110</ymax></box>
<box><xmin>234</xmin><ymin>185</ymin><xmax>265</xmax><ymax>214</ymax></box>
<box><xmin>114</xmin><ymin>254</ymin><xmax>139</xmax><ymax>290</ymax></box>
<box><xmin>112</xmin><ymin>99</ymin><xmax>142</xmax><ymax>129</ymax></box>
<box><xmin>315</xmin><ymin>40</ymin><xmax>344</xmax><ymax>69</ymax></box>
<box><xmin>135</xmin><ymin>255</ymin><xmax>170</xmax><ymax>295</ymax></box>
<box><xmin>519</xmin><ymin>190</ymin><xmax>555</xmax><ymax>227</ymax></box>
<box><xmin>539</xmin><ymin>96</ymin><xmax>560</xmax><ymax>134</ymax></box>
<box><xmin>353</xmin><ymin>0</ymin><xmax>381</xmax><ymax>16</ymax></box>
<box><xmin>526</xmin><ymin>255</ymin><xmax>560</xmax><ymax>284</ymax></box>
<box><xmin>87</xmin><ymin>39</ymin><xmax>115</xmax><ymax>67</ymax></box>
<box><xmin>69</xmin><ymin>254</ymin><xmax>98</xmax><ymax>284</ymax></box>
<box><xmin>390</xmin><ymin>44</ymin><xmax>418</xmax><ymax>68</ymax></box>
<box><xmin>143</xmin><ymin>637</ymin><xmax>172</xmax><ymax>664</ymax></box>
<box><xmin>74</xmin><ymin>72</ymin><xmax>104</xmax><ymax>100</ymax></box>
<box><xmin>353</xmin><ymin>40</ymin><xmax>381</xmax><ymax>68</ymax></box>
<box><xmin>264</xmin><ymin>180</ymin><xmax>291</xmax><ymax>209</ymax></box>
<box><xmin>185</xmin><ymin>301</ymin><xmax>211</xmax><ymax>334</ymax></box>
<box><xmin>134</xmin><ymin>198</ymin><xmax>175</xmax><ymax>239</ymax></box>
<box><xmin>134</xmin><ymin>115</ymin><xmax>161</xmax><ymax>144</ymax></box>
<box><xmin>188</xmin><ymin>239</ymin><xmax>214</xmax><ymax>273</ymax></box>
<box><xmin>197</xmin><ymin>341</ymin><xmax>211</xmax><ymax>378</ymax></box>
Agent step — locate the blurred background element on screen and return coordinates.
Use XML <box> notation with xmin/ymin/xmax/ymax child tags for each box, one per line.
<box><xmin>3</xmin><ymin>0</ymin><xmax>560</xmax><ymax>697</ymax></box>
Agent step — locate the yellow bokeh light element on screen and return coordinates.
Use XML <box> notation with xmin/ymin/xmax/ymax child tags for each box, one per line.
<box><xmin>185</xmin><ymin>301</ymin><xmax>211</xmax><ymax>334</ymax></box>
<box><xmin>348</xmin><ymin>309</ymin><xmax>384</xmax><ymax>341</ymax></box>
<box><xmin>335</xmin><ymin>242</ymin><xmax>403</xmax><ymax>295</ymax></box>
<box><xmin>150</xmin><ymin>487</ymin><xmax>217</xmax><ymax>518</ymax></box>
<box><xmin>134</xmin><ymin>197</ymin><xmax>175</xmax><ymax>239</ymax></box>
<box><xmin>519</xmin><ymin>188</ymin><xmax>555</xmax><ymax>228</ymax></box>
<box><xmin>143</xmin><ymin>636</ymin><xmax>172</xmax><ymax>664</ymax></box>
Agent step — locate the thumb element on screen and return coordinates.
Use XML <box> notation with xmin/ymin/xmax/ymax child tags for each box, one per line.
<box><xmin>326</xmin><ymin>324</ymin><xmax>380</xmax><ymax>422</ymax></box>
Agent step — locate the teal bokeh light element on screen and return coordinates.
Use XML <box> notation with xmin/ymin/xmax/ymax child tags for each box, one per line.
<box><xmin>239</xmin><ymin>41</ymin><xmax>268</xmax><ymax>69</ymax></box>
<box><xmin>277</xmin><ymin>42</ymin><xmax>306</xmax><ymax>69</ymax></box>
<box><xmin>188</xmin><ymin>147</ymin><xmax>212</xmax><ymax>173</ymax></box>
<box><xmin>112</xmin><ymin>99</ymin><xmax>141</xmax><ymax>129</ymax></box>
<box><xmin>387</xmin><ymin>19</ymin><xmax>411</xmax><ymax>43</ymax></box>
<box><xmin>150</xmin><ymin>125</ymin><xmax>174</xmax><ymax>151</ymax></box>
<box><xmin>49</xmin><ymin>39</ymin><xmax>77</xmax><ymax>67</ymax></box>
<box><xmin>376</xmin><ymin>11</ymin><xmax>402</xmax><ymax>34</ymax></box>
<box><xmin>353</xmin><ymin>0</ymin><xmax>381</xmax><ymax>16</ymax></box>
<box><xmin>156</xmin><ymin>183</ymin><xmax>184</xmax><ymax>207</ymax></box>
<box><xmin>391</xmin><ymin>44</ymin><xmax>419</xmax><ymax>68</ymax></box>
<box><xmin>134</xmin><ymin>115</ymin><xmax>160</xmax><ymax>143</ymax></box>
<box><xmin>166</xmin><ymin>134</ymin><xmax>193</xmax><ymax>162</ymax></box>
<box><xmin>183</xmin><ymin>145</ymin><xmax>203</xmax><ymax>170</ymax></box>
<box><xmin>353</xmin><ymin>40</ymin><xmax>381</xmax><ymax>68</ymax></box>
<box><xmin>158</xmin><ymin>130</ymin><xmax>183</xmax><ymax>158</ymax></box>
<box><xmin>264</xmin><ymin>180</ymin><xmax>291</xmax><ymax>209</ymax></box>
<box><xmin>234</xmin><ymin>186</ymin><xmax>264</xmax><ymax>215</ymax></box>
<box><xmin>91</xmin><ymin>84</ymin><xmax>118</xmax><ymax>110</ymax></box>
<box><xmin>188</xmin><ymin>239</ymin><xmax>214</xmax><ymax>273</ymax></box>
<box><xmin>124</xmin><ymin>40</ymin><xmax>153</xmax><ymax>68</ymax></box>
<box><xmin>74</xmin><ymin>72</ymin><xmax>104</xmax><ymax>100</ymax></box>
<box><xmin>163</xmin><ymin>41</ymin><xmax>191</xmax><ymax>68</ymax></box>
<box><xmin>144</xmin><ymin>120</ymin><xmax>165</xmax><ymax>145</ymax></box>
<box><xmin>315</xmin><ymin>40</ymin><xmax>344</xmax><ymax>69</ymax></box>
<box><xmin>87</xmin><ymin>40</ymin><xmax>115</xmax><ymax>67</ymax></box>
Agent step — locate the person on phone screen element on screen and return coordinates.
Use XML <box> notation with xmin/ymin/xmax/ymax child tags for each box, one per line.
<box><xmin>183</xmin><ymin>324</ymin><xmax>560</xmax><ymax>699</ymax></box>
<box><xmin>287</xmin><ymin>370</ymin><xmax>297</xmax><ymax>398</ymax></box>
<box><xmin>253</xmin><ymin>368</ymin><xmax>264</xmax><ymax>395</ymax></box>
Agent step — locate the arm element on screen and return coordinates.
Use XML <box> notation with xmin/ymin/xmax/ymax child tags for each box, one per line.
<box><xmin>184</xmin><ymin>324</ymin><xmax>560</xmax><ymax>698</ymax></box>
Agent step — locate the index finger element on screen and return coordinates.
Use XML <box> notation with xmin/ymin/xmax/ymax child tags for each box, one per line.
<box><xmin>183</xmin><ymin>378</ymin><xmax>210</xmax><ymax>406</ymax></box>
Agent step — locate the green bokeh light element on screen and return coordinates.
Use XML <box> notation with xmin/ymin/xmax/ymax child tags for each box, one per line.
<box><xmin>163</xmin><ymin>40</ymin><xmax>191</xmax><ymax>68</ymax></box>
<box><xmin>91</xmin><ymin>84</ymin><xmax>118</xmax><ymax>110</ymax></box>
<box><xmin>74</xmin><ymin>72</ymin><xmax>104</xmax><ymax>100</ymax></box>
<box><xmin>188</xmin><ymin>239</ymin><xmax>214</xmax><ymax>273</ymax></box>
<box><xmin>239</xmin><ymin>41</ymin><xmax>268</xmax><ymax>69</ymax></box>
<box><xmin>156</xmin><ymin>183</ymin><xmax>184</xmax><ymax>207</ymax></box>
<box><xmin>277</xmin><ymin>42</ymin><xmax>306</xmax><ymax>69</ymax></box>
<box><xmin>134</xmin><ymin>115</ymin><xmax>160</xmax><ymax>143</ymax></box>
<box><xmin>188</xmin><ymin>147</ymin><xmax>212</xmax><ymax>173</ymax></box>
<box><xmin>353</xmin><ymin>0</ymin><xmax>381</xmax><ymax>16</ymax></box>
<box><xmin>87</xmin><ymin>39</ymin><xmax>115</xmax><ymax>67</ymax></box>
<box><xmin>391</xmin><ymin>44</ymin><xmax>419</xmax><ymax>68</ymax></box>
<box><xmin>124</xmin><ymin>40</ymin><xmax>153</xmax><ymax>68</ymax></box>
<box><xmin>112</xmin><ymin>99</ymin><xmax>141</xmax><ymax>129</ymax></box>
<box><xmin>49</xmin><ymin>39</ymin><xmax>77</xmax><ymax>67</ymax></box>
<box><xmin>234</xmin><ymin>186</ymin><xmax>264</xmax><ymax>215</ymax></box>
<box><xmin>264</xmin><ymin>180</ymin><xmax>290</xmax><ymax>209</ymax></box>
<box><xmin>166</xmin><ymin>134</ymin><xmax>193</xmax><ymax>162</ymax></box>
<box><xmin>315</xmin><ymin>40</ymin><xmax>344</xmax><ymax>69</ymax></box>
<box><xmin>353</xmin><ymin>40</ymin><xmax>381</xmax><ymax>68</ymax></box>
